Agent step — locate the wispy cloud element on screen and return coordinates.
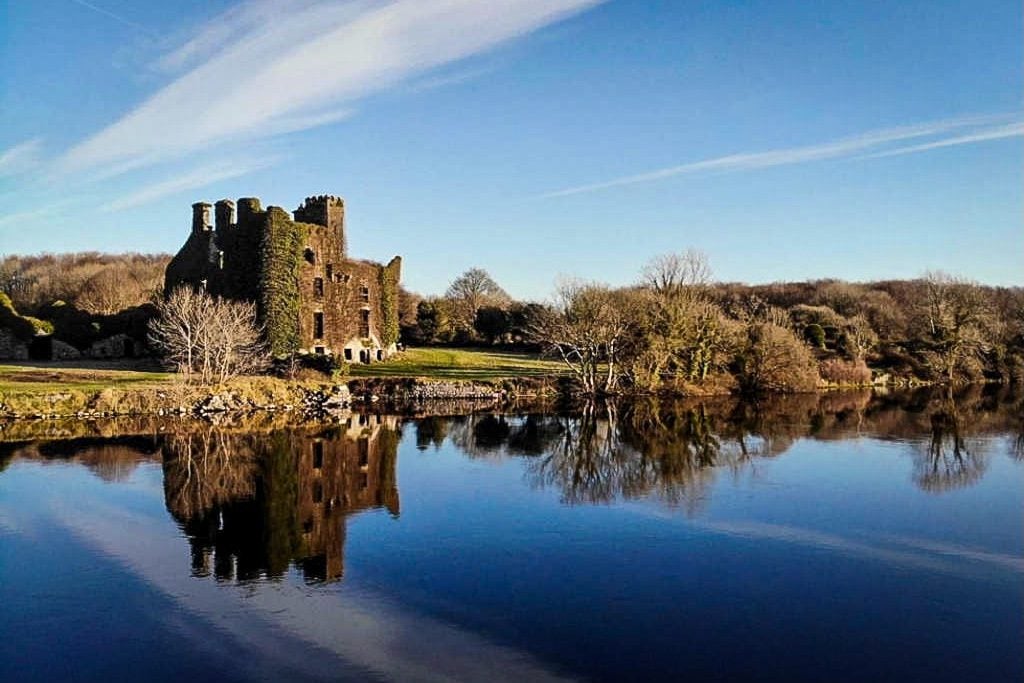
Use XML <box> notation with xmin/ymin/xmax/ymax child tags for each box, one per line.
<box><xmin>407</xmin><ymin>65</ymin><xmax>496</xmax><ymax>93</ymax></box>
<box><xmin>0</xmin><ymin>138</ymin><xmax>43</xmax><ymax>177</ymax></box>
<box><xmin>67</xmin><ymin>0</ymin><xmax>149</xmax><ymax>32</ymax></box>
<box><xmin>0</xmin><ymin>200</ymin><xmax>77</xmax><ymax>229</ymax></box>
<box><xmin>859</xmin><ymin>120</ymin><xmax>1024</xmax><ymax>160</ymax></box>
<box><xmin>101</xmin><ymin>158</ymin><xmax>277</xmax><ymax>212</ymax></box>
<box><xmin>541</xmin><ymin>114</ymin><xmax>1023</xmax><ymax>198</ymax></box>
<box><xmin>58</xmin><ymin>0</ymin><xmax>603</xmax><ymax>176</ymax></box>
<box><xmin>154</xmin><ymin>0</ymin><xmax>320</xmax><ymax>74</ymax></box>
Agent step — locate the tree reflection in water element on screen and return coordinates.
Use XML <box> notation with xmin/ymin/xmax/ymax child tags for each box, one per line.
<box><xmin>913</xmin><ymin>389</ymin><xmax>988</xmax><ymax>493</ymax></box>
<box><xmin>1</xmin><ymin>386</ymin><xmax>1020</xmax><ymax>581</ymax></box>
<box><xmin>431</xmin><ymin>385</ymin><xmax>1021</xmax><ymax>510</ymax></box>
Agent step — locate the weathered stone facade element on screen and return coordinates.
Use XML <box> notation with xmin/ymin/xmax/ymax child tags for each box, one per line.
<box><xmin>165</xmin><ymin>194</ymin><xmax>401</xmax><ymax>362</ymax></box>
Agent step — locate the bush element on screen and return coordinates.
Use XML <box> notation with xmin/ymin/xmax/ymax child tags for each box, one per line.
<box><xmin>0</xmin><ymin>292</ymin><xmax>42</xmax><ymax>340</ymax></box>
<box><xmin>736</xmin><ymin>322</ymin><xmax>820</xmax><ymax>394</ymax></box>
<box><xmin>819</xmin><ymin>357</ymin><xmax>872</xmax><ymax>385</ymax></box>
<box><xmin>804</xmin><ymin>323</ymin><xmax>826</xmax><ymax>349</ymax></box>
<box><xmin>272</xmin><ymin>352</ymin><xmax>349</xmax><ymax>380</ymax></box>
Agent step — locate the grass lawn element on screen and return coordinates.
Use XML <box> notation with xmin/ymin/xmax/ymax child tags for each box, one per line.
<box><xmin>0</xmin><ymin>361</ymin><xmax>176</xmax><ymax>394</ymax></box>
<box><xmin>0</xmin><ymin>347</ymin><xmax>563</xmax><ymax>396</ymax></box>
<box><xmin>348</xmin><ymin>347</ymin><xmax>564</xmax><ymax>381</ymax></box>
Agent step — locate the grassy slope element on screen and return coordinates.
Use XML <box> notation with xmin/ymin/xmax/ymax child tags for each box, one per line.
<box><xmin>348</xmin><ymin>347</ymin><xmax>564</xmax><ymax>381</ymax></box>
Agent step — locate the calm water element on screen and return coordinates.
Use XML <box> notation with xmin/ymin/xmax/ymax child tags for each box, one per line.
<box><xmin>1</xmin><ymin>388</ymin><xmax>1021</xmax><ymax>682</ymax></box>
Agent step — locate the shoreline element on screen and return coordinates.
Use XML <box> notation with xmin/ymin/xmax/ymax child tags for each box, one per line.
<box><xmin>0</xmin><ymin>368</ymin><xmax>942</xmax><ymax>422</ymax></box>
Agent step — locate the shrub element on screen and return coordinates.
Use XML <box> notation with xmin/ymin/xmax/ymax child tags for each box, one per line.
<box><xmin>819</xmin><ymin>357</ymin><xmax>872</xmax><ymax>385</ymax></box>
<box><xmin>736</xmin><ymin>322</ymin><xmax>820</xmax><ymax>394</ymax></box>
<box><xmin>804</xmin><ymin>323</ymin><xmax>826</xmax><ymax>349</ymax></box>
<box><xmin>0</xmin><ymin>292</ymin><xmax>42</xmax><ymax>340</ymax></box>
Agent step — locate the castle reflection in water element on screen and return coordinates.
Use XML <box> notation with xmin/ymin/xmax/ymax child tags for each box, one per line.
<box><xmin>161</xmin><ymin>414</ymin><xmax>400</xmax><ymax>584</ymax></box>
<box><xmin>1</xmin><ymin>385</ymin><xmax>1020</xmax><ymax>585</ymax></box>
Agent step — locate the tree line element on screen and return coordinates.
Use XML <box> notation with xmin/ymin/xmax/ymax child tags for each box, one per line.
<box><xmin>405</xmin><ymin>252</ymin><xmax>1023</xmax><ymax>394</ymax></box>
<box><xmin>2</xmin><ymin>250</ymin><xmax>1021</xmax><ymax>395</ymax></box>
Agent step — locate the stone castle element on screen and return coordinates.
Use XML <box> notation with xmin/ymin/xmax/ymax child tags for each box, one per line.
<box><xmin>165</xmin><ymin>194</ymin><xmax>401</xmax><ymax>362</ymax></box>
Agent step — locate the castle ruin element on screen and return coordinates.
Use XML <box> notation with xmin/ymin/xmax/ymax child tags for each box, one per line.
<box><xmin>165</xmin><ymin>195</ymin><xmax>401</xmax><ymax>362</ymax></box>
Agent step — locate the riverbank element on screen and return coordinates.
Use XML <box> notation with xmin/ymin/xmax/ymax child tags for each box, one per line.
<box><xmin>0</xmin><ymin>349</ymin><xmax>563</xmax><ymax>419</ymax></box>
<box><xmin>0</xmin><ymin>347</ymin><xmax>931</xmax><ymax>421</ymax></box>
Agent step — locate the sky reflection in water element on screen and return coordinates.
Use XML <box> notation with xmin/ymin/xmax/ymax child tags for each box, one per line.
<box><xmin>1</xmin><ymin>387</ymin><xmax>1021</xmax><ymax>682</ymax></box>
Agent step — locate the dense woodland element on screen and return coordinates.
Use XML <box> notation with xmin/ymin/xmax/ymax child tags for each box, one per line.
<box><xmin>0</xmin><ymin>253</ymin><xmax>168</xmax><ymax>350</ymax></box>
<box><xmin>1</xmin><ymin>251</ymin><xmax>1022</xmax><ymax>395</ymax></box>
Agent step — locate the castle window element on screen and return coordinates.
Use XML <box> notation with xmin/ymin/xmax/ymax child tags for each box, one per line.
<box><xmin>304</xmin><ymin>248</ymin><xmax>316</xmax><ymax>265</ymax></box>
<box><xmin>359</xmin><ymin>309</ymin><xmax>370</xmax><ymax>337</ymax></box>
<box><xmin>360</xmin><ymin>285</ymin><xmax>370</xmax><ymax>302</ymax></box>
<box><xmin>326</xmin><ymin>264</ymin><xmax>334</xmax><ymax>281</ymax></box>
<box><xmin>313</xmin><ymin>481</ymin><xmax>324</xmax><ymax>504</ymax></box>
<box><xmin>376</xmin><ymin>350</ymin><xmax>384</xmax><ymax>361</ymax></box>
<box><xmin>313</xmin><ymin>277</ymin><xmax>324</xmax><ymax>298</ymax></box>
<box><xmin>314</xmin><ymin>346</ymin><xmax>325</xmax><ymax>355</ymax></box>
<box><xmin>313</xmin><ymin>312</ymin><xmax>324</xmax><ymax>339</ymax></box>
<box><xmin>312</xmin><ymin>441</ymin><xmax>323</xmax><ymax>469</ymax></box>
<box><xmin>344</xmin><ymin>348</ymin><xmax>353</xmax><ymax>361</ymax></box>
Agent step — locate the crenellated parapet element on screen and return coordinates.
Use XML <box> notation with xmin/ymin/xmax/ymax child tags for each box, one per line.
<box><xmin>294</xmin><ymin>194</ymin><xmax>346</xmax><ymax>255</ymax></box>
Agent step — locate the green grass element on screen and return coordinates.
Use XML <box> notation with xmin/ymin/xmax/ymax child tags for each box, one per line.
<box><xmin>348</xmin><ymin>347</ymin><xmax>564</xmax><ymax>381</ymax></box>
<box><xmin>0</xmin><ymin>348</ymin><xmax>561</xmax><ymax>391</ymax></box>
<box><xmin>0</xmin><ymin>362</ymin><xmax>176</xmax><ymax>393</ymax></box>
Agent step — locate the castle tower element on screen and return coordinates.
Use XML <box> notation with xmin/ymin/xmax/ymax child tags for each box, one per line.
<box><xmin>236</xmin><ymin>197</ymin><xmax>262</xmax><ymax>225</ymax></box>
<box><xmin>294</xmin><ymin>195</ymin><xmax>346</xmax><ymax>255</ymax></box>
<box><xmin>192</xmin><ymin>202</ymin><xmax>212</xmax><ymax>233</ymax></box>
<box><xmin>214</xmin><ymin>199</ymin><xmax>235</xmax><ymax>232</ymax></box>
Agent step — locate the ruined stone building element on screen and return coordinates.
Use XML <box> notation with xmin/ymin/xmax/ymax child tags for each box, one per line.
<box><xmin>165</xmin><ymin>195</ymin><xmax>401</xmax><ymax>362</ymax></box>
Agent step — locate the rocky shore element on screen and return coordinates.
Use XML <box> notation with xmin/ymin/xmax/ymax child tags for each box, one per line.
<box><xmin>0</xmin><ymin>377</ymin><xmax>537</xmax><ymax>421</ymax></box>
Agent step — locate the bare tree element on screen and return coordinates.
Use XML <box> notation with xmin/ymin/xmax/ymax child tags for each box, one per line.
<box><xmin>529</xmin><ymin>280</ymin><xmax>635</xmax><ymax>394</ymax></box>
<box><xmin>917</xmin><ymin>271</ymin><xmax>995</xmax><ymax>383</ymax></box>
<box><xmin>445</xmin><ymin>267</ymin><xmax>511</xmax><ymax>334</ymax></box>
<box><xmin>149</xmin><ymin>287</ymin><xmax>267</xmax><ymax>383</ymax></box>
<box><xmin>641</xmin><ymin>249</ymin><xmax>710</xmax><ymax>299</ymax></box>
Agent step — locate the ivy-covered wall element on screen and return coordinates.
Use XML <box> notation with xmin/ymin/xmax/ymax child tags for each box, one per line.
<box><xmin>259</xmin><ymin>208</ymin><xmax>308</xmax><ymax>357</ymax></box>
<box><xmin>379</xmin><ymin>256</ymin><xmax>402</xmax><ymax>347</ymax></box>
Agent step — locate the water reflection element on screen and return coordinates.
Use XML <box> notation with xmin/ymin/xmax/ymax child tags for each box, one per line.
<box><xmin>162</xmin><ymin>416</ymin><xmax>400</xmax><ymax>584</ymax></box>
<box><xmin>1</xmin><ymin>386</ymin><xmax>1020</xmax><ymax>573</ymax></box>
<box><xmin>426</xmin><ymin>385</ymin><xmax>1022</xmax><ymax>507</ymax></box>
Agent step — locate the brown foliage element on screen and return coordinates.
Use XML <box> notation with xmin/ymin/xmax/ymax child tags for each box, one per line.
<box><xmin>819</xmin><ymin>357</ymin><xmax>872</xmax><ymax>385</ymax></box>
<box><xmin>0</xmin><ymin>252</ymin><xmax>169</xmax><ymax>315</ymax></box>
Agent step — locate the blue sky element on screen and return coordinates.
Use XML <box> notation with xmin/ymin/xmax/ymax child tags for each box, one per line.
<box><xmin>0</xmin><ymin>0</ymin><xmax>1020</xmax><ymax>299</ymax></box>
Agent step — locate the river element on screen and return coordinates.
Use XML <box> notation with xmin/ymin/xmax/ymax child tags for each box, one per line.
<box><xmin>1</xmin><ymin>387</ymin><xmax>1021</xmax><ymax>682</ymax></box>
